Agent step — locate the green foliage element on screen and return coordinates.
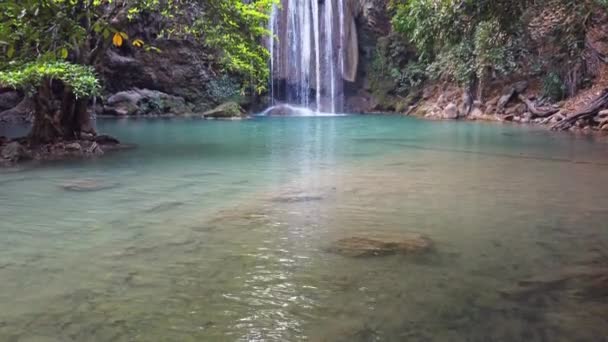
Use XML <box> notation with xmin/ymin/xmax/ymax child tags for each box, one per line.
<box><xmin>391</xmin><ymin>61</ymin><xmax>428</xmax><ymax>94</ymax></box>
<box><xmin>196</xmin><ymin>0</ymin><xmax>276</xmax><ymax>94</ymax></box>
<box><xmin>0</xmin><ymin>0</ymin><xmax>276</xmax><ymax>95</ymax></box>
<box><xmin>596</xmin><ymin>0</ymin><xmax>608</xmax><ymax>8</ymax></box>
<box><xmin>427</xmin><ymin>41</ymin><xmax>475</xmax><ymax>85</ymax></box>
<box><xmin>0</xmin><ymin>61</ymin><xmax>100</xmax><ymax>98</ymax></box>
<box><xmin>473</xmin><ymin>20</ymin><xmax>517</xmax><ymax>80</ymax></box>
<box><xmin>391</xmin><ymin>0</ymin><xmax>523</xmax><ymax>87</ymax></box>
<box><xmin>542</xmin><ymin>72</ymin><xmax>566</xmax><ymax>102</ymax></box>
<box><xmin>390</xmin><ymin>0</ymin><xmax>594</xmax><ymax>95</ymax></box>
<box><xmin>206</xmin><ymin>74</ymin><xmax>242</xmax><ymax>103</ymax></box>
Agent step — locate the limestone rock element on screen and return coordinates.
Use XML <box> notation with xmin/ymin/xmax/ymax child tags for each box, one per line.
<box><xmin>443</xmin><ymin>103</ymin><xmax>459</xmax><ymax>119</ymax></box>
<box><xmin>104</xmin><ymin>88</ymin><xmax>192</xmax><ymax>116</ymax></box>
<box><xmin>64</xmin><ymin>142</ymin><xmax>82</xmax><ymax>152</ymax></box>
<box><xmin>203</xmin><ymin>102</ymin><xmax>246</xmax><ymax>119</ymax></box>
<box><xmin>0</xmin><ymin>98</ymin><xmax>34</xmax><ymax>123</ymax></box>
<box><xmin>1</xmin><ymin>142</ymin><xmax>31</xmax><ymax>162</ymax></box>
<box><xmin>328</xmin><ymin>233</ymin><xmax>433</xmax><ymax>257</ymax></box>
<box><xmin>100</xmin><ymin>40</ymin><xmax>218</xmax><ymax>110</ymax></box>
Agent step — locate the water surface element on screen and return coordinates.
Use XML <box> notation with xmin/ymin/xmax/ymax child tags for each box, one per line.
<box><xmin>1</xmin><ymin>116</ymin><xmax>608</xmax><ymax>341</ymax></box>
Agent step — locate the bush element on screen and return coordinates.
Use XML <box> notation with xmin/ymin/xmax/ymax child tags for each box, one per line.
<box><xmin>427</xmin><ymin>42</ymin><xmax>475</xmax><ymax>85</ymax></box>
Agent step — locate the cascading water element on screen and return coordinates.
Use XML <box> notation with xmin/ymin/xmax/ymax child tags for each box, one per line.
<box><xmin>267</xmin><ymin>0</ymin><xmax>346</xmax><ymax>114</ymax></box>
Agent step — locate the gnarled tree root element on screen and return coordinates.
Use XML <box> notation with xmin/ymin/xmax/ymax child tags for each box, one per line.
<box><xmin>551</xmin><ymin>88</ymin><xmax>608</xmax><ymax>130</ymax></box>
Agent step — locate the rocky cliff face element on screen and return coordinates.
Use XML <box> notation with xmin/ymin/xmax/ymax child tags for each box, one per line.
<box><xmin>99</xmin><ymin>39</ymin><xmax>219</xmax><ymax>113</ymax></box>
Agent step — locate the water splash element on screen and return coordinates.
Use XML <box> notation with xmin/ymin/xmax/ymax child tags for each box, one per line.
<box><xmin>258</xmin><ymin>104</ymin><xmax>347</xmax><ymax>117</ymax></box>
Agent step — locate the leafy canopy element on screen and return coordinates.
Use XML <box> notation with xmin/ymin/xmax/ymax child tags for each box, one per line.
<box><xmin>0</xmin><ymin>61</ymin><xmax>100</xmax><ymax>98</ymax></box>
<box><xmin>0</xmin><ymin>0</ymin><xmax>276</xmax><ymax>94</ymax></box>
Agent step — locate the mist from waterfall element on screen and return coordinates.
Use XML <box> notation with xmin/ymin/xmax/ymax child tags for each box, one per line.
<box><xmin>268</xmin><ymin>0</ymin><xmax>345</xmax><ymax>114</ymax></box>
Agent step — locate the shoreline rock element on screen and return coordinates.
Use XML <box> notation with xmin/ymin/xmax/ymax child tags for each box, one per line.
<box><xmin>0</xmin><ymin>134</ymin><xmax>134</xmax><ymax>167</ymax></box>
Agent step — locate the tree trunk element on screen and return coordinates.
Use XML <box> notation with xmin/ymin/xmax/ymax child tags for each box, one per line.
<box><xmin>30</xmin><ymin>79</ymin><xmax>63</xmax><ymax>144</ymax></box>
<box><xmin>29</xmin><ymin>79</ymin><xmax>96</xmax><ymax>144</ymax></box>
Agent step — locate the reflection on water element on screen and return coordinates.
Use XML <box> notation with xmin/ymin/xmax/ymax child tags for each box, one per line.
<box><xmin>1</xmin><ymin>116</ymin><xmax>608</xmax><ymax>341</ymax></box>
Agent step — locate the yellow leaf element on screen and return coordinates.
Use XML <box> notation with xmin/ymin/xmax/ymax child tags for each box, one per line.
<box><xmin>112</xmin><ymin>33</ymin><xmax>123</xmax><ymax>47</ymax></box>
<box><xmin>132</xmin><ymin>39</ymin><xmax>144</xmax><ymax>48</ymax></box>
<box><xmin>59</xmin><ymin>48</ymin><xmax>68</xmax><ymax>59</ymax></box>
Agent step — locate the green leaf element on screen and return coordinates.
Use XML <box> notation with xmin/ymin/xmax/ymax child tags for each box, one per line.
<box><xmin>59</xmin><ymin>48</ymin><xmax>69</xmax><ymax>59</ymax></box>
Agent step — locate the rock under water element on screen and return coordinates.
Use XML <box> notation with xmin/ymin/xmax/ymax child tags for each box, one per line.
<box><xmin>60</xmin><ymin>179</ymin><xmax>120</xmax><ymax>192</ymax></box>
<box><xmin>327</xmin><ymin>233</ymin><xmax>434</xmax><ymax>257</ymax></box>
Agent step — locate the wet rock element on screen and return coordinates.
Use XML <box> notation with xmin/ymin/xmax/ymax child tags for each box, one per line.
<box><xmin>94</xmin><ymin>134</ymin><xmax>120</xmax><ymax>145</ymax></box>
<box><xmin>442</xmin><ymin>103</ymin><xmax>459</xmax><ymax>119</ymax></box>
<box><xmin>203</xmin><ymin>102</ymin><xmax>246</xmax><ymax>119</ymax></box>
<box><xmin>86</xmin><ymin>142</ymin><xmax>104</xmax><ymax>155</ymax></box>
<box><xmin>328</xmin><ymin>233</ymin><xmax>433</xmax><ymax>257</ymax></box>
<box><xmin>60</xmin><ymin>179</ymin><xmax>120</xmax><ymax>192</ymax></box>
<box><xmin>64</xmin><ymin>142</ymin><xmax>82</xmax><ymax>152</ymax></box>
<box><xmin>1</xmin><ymin>141</ymin><xmax>31</xmax><ymax>162</ymax></box>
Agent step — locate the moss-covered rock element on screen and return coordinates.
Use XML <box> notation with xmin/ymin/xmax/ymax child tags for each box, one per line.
<box><xmin>202</xmin><ymin>102</ymin><xmax>246</xmax><ymax>119</ymax></box>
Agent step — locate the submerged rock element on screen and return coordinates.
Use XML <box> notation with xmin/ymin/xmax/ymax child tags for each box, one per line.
<box><xmin>271</xmin><ymin>195</ymin><xmax>324</xmax><ymax>203</ymax></box>
<box><xmin>60</xmin><ymin>179</ymin><xmax>120</xmax><ymax>192</ymax></box>
<box><xmin>328</xmin><ymin>233</ymin><xmax>433</xmax><ymax>257</ymax></box>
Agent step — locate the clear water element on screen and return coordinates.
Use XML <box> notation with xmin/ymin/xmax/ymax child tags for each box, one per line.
<box><xmin>1</xmin><ymin>116</ymin><xmax>608</xmax><ymax>341</ymax></box>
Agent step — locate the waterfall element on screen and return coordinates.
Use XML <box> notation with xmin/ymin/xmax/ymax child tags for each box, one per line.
<box><xmin>268</xmin><ymin>0</ymin><xmax>346</xmax><ymax>114</ymax></box>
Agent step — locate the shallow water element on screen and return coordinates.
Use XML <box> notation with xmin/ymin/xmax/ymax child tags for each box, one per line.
<box><xmin>1</xmin><ymin>116</ymin><xmax>608</xmax><ymax>341</ymax></box>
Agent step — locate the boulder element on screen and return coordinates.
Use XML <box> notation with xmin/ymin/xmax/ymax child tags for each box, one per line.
<box><xmin>203</xmin><ymin>102</ymin><xmax>246</xmax><ymax>119</ymax></box>
<box><xmin>0</xmin><ymin>98</ymin><xmax>34</xmax><ymax>123</ymax></box>
<box><xmin>103</xmin><ymin>88</ymin><xmax>192</xmax><ymax>116</ymax></box>
<box><xmin>470</xmin><ymin>107</ymin><xmax>485</xmax><ymax>119</ymax></box>
<box><xmin>327</xmin><ymin>233</ymin><xmax>433</xmax><ymax>257</ymax></box>
<box><xmin>459</xmin><ymin>91</ymin><xmax>473</xmax><ymax>117</ymax></box>
<box><xmin>442</xmin><ymin>102</ymin><xmax>459</xmax><ymax>119</ymax></box>
<box><xmin>1</xmin><ymin>142</ymin><xmax>31</xmax><ymax>162</ymax></box>
<box><xmin>0</xmin><ymin>90</ymin><xmax>22</xmax><ymax>111</ymax></box>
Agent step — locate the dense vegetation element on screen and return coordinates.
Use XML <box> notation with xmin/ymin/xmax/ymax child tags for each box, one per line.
<box><xmin>0</xmin><ymin>0</ymin><xmax>274</xmax><ymax>143</ymax></box>
<box><xmin>381</xmin><ymin>0</ymin><xmax>606</xmax><ymax>101</ymax></box>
